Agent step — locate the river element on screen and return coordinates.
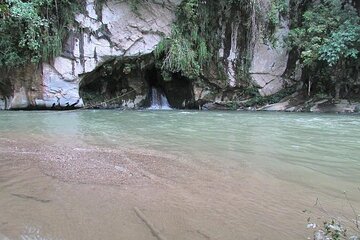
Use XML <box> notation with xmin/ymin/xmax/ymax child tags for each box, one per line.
<box><xmin>0</xmin><ymin>110</ymin><xmax>359</xmax><ymax>239</ymax></box>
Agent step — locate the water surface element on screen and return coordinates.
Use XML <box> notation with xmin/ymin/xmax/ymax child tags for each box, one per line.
<box><xmin>0</xmin><ymin>110</ymin><xmax>359</xmax><ymax>239</ymax></box>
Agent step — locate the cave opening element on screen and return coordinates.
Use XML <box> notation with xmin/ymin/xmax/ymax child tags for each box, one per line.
<box><xmin>79</xmin><ymin>57</ymin><xmax>146</xmax><ymax>109</ymax></box>
<box><xmin>0</xmin><ymin>79</ymin><xmax>12</xmax><ymax>109</ymax></box>
<box><xmin>144</xmin><ymin>67</ymin><xmax>172</xmax><ymax>109</ymax></box>
<box><xmin>145</xmin><ymin>67</ymin><xmax>195</xmax><ymax>109</ymax></box>
<box><xmin>79</xmin><ymin>56</ymin><xmax>195</xmax><ymax>109</ymax></box>
<box><xmin>145</xmin><ymin>67</ymin><xmax>162</xmax><ymax>89</ymax></box>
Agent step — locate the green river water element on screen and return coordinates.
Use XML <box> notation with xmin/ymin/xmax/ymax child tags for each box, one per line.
<box><xmin>0</xmin><ymin>110</ymin><xmax>359</xmax><ymax>239</ymax></box>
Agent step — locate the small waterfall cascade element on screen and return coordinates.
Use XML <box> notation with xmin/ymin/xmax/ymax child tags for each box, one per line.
<box><xmin>148</xmin><ymin>87</ymin><xmax>171</xmax><ymax>110</ymax></box>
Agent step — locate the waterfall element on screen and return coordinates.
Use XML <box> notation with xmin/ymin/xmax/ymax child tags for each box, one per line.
<box><xmin>148</xmin><ymin>87</ymin><xmax>171</xmax><ymax>110</ymax></box>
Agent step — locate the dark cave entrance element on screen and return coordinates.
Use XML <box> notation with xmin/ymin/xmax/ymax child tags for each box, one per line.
<box><xmin>145</xmin><ymin>67</ymin><xmax>162</xmax><ymax>89</ymax></box>
<box><xmin>144</xmin><ymin>67</ymin><xmax>172</xmax><ymax>108</ymax></box>
<box><xmin>145</xmin><ymin>67</ymin><xmax>195</xmax><ymax>109</ymax></box>
<box><xmin>0</xmin><ymin>79</ymin><xmax>12</xmax><ymax>109</ymax></box>
<box><xmin>79</xmin><ymin>57</ymin><xmax>148</xmax><ymax>109</ymax></box>
<box><xmin>79</xmin><ymin>56</ymin><xmax>195</xmax><ymax>109</ymax></box>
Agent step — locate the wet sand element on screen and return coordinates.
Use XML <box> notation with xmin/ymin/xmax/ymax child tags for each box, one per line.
<box><xmin>1</xmin><ymin>133</ymin><xmax>359</xmax><ymax>240</ymax></box>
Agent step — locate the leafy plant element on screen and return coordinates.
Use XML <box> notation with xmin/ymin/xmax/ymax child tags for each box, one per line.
<box><xmin>307</xmin><ymin>193</ymin><xmax>360</xmax><ymax>240</ymax></box>
<box><xmin>290</xmin><ymin>0</ymin><xmax>360</xmax><ymax>67</ymax></box>
<box><xmin>268</xmin><ymin>0</ymin><xmax>288</xmax><ymax>33</ymax></box>
<box><xmin>154</xmin><ymin>0</ymin><xmax>211</xmax><ymax>80</ymax></box>
<box><xmin>0</xmin><ymin>0</ymin><xmax>82</xmax><ymax>67</ymax></box>
<box><xmin>288</xmin><ymin>0</ymin><xmax>360</xmax><ymax>98</ymax></box>
<box><xmin>155</xmin><ymin>0</ymin><xmax>255</xmax><ymax>81</ymax></box>
<box><xmin>242</xmin><ymin>85</ymin><xmax>296</xmax><ymax>108</ymax></box>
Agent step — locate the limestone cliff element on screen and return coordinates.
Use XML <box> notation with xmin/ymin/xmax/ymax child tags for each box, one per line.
<box><xmin>0</xmin><ymin>0</ymin><xmax>292</xmax><ymax>110</ymax></box>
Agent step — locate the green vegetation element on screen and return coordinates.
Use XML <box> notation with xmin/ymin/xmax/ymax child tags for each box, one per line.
<box><xmin>307</xmin><ymin>194</ymin><xmax>360</xmax><ymax>240</ymax></box>
<box><xmin>242</xmin><ymin>85</ymin><xmax>297</xmax><ymax>108</ymax></box>
<box><xmin>154</xmin><ymin>0</ymin><xmax>211</xmax><ymax>80</ymax></box>
<box><xmin>155</xmin><ymin>0</ymin><xmax>254</xmax><ymax>81</ymax></box>
<box><xmin>0</xmin><ymin>0</ymin><xmax>82</xmax><ymax>67</ymax></box>
<box><xmin>154</xmin><ymin>0</ymin><xmax>359</xmax><ymax>100</ymax></box>
<box><xmin>0</xmin><ymin>0</ymin><xmax>145</xmax><ymax>67</ymax></box>
<box><xmin>289</xmin><ymin>0</ymin><xmax>360</xmax><ymax>98</ymax></box>
<box><xmin>128</xmin><ymin>0</ymin><xmax>142</xmax><ymax>13</ymax></box>
<box><xmin>268</xmin><ymin>0</ymin><xmax>288</xmax><ymax>34</ymax></box>
<box><xmin>0</xmin><ymin>0</ymin><xmax>359</xmax><ymax>101</ymax></box>
<box><xmin>290</xmin><ymin>0</ymin><xmax>359</xmax><ymax>67</ymax></box>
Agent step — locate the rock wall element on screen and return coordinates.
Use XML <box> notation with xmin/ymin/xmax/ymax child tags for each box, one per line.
<box><xmin>192</xmin><ymin>0</ymin><xmax>292</xmax><ymax>107</ymax></box>
<box><xmin>50</xmin><ymin>0</ymin><xmax>181</xmax><ymax>109</ymax></box>
<box><xmin>0</xmin><ymin>0</ymin><xmax>180</xmax><ymax>110</ymax></box>
<box><xmin>249</xmin><ymin>0</ymin><xmax>291</xmax><ymax>97</ymax></box>
<box><xmin>0</xmin><ymin>65</ymin><xmax>43</xmax><ymax>110</ymax></box>
<box><xmin>0</xmin><ymin>0</ymin><xmax>292</xmax><ymax>110</ymax></box>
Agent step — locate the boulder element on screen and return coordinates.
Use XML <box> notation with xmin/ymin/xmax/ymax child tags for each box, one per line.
<box><xmin>250</xmin><ymin>0</ymin><xmax>290</xmax><ymax>96</ymax></box>
<box><xmin>40</xmin><ymin>64</ymin><xmax>84</xmax><ymax>109</ymax></box>
<box><xmin>310</xmin><ymin>99</ymin><xmax>360</xmax><ymax>113</ymax></box>
<box><xmin>9</xmin><ymin>87</ymin><xmax>29</xmax><ymax>109</ymax></box>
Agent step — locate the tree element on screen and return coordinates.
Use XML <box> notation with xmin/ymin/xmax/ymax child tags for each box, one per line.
<box><xmin>289</xmin><ymin>0</ymin><xmax>360</xmax><ymax>98</ymax></box>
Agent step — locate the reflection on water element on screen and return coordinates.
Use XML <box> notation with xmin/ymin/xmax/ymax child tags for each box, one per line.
<box><xmin>0</xmin><ymin>110</ymin><xmax>359</xmax><ymax>239</ymax></box>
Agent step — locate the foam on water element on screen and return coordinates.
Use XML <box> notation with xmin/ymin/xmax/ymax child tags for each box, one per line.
<box><xmin>148</xmin><ymin>87</ymin><xmax>172</xmax><ymax>110</ymax></box>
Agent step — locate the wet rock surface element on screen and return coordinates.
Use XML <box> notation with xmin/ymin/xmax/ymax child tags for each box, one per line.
<box><xmin>0</xmin><ymin>0</ymin><xmax>179</xmax><ymax>110</ymax></box>
<box><xmin>0</xmin><ymin>0</ymin><xmax>295</xmax><ymax>111</ymax></box>
<box><xmin>258</xmin><ymin>93</ymin><xmax>360</xmax><ymax>113</ymax></box>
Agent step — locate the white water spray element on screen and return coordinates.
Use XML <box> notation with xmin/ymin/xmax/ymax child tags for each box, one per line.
<box><xmin>148</xmin><ymin>87</ymin><xmax>171</xmax><ymax>110</ymax></box>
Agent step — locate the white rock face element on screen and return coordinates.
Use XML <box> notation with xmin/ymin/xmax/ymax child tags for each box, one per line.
<box><xmin>57</xmin><ymin>0</ymin><xmax>177</xmax><ymax>78</ymax></box>
<box><xmin>214</xmin><ymin>0</ymin><xmax>290</xmax><ymax>95</ymax></box>
<box><xmin>36</xmin><ymin>0</ymin><xmax>179</xmax><ymax>109</ymax></box>
<box><xmin>102</xmin><ymin>1</ymin><xmax>175</xmax><ymax>56</ymax></box>
<box><xmin>38</xmin><ymin>64</ymin><xmax>83</xmax><ymax>108</ymax></box>
<box><xmin>250</xmin><ymin>0</ymin><xmax>290</xmax><ymax>96</ymax></box>
<box><xmin>9</xmin><ymin>87</ymin><xmax>29</xmax><ymax>109</ymax></box>
<box><xmin>3</xmin><ymin>0</ymin><xmax>292</xmax><ymax>110</ymax></box>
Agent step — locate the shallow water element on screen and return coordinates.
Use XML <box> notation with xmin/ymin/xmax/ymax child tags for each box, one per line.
<box><xmin>0</xmin><ymin>110</ymin><xmax>359</xmax><ymax>239</ymax></box>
